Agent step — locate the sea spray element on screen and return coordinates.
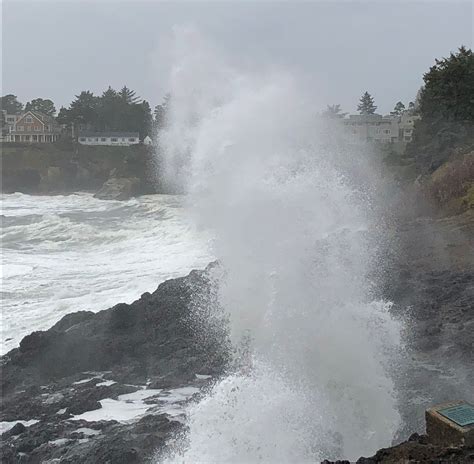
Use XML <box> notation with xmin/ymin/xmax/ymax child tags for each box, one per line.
<box><xmin>157</xmin><ymin>27</ymin><xmax>402</xmax><ymax>462</ymax></box>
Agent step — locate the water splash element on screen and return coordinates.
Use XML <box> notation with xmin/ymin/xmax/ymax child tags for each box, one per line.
<box><xmin>157</xmin><ymin>27</ymin><xmax>402</xmax><ymax>462</ymax></box>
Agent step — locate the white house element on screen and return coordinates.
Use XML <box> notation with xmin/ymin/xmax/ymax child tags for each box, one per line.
<box><xmin>78</xmin><ymin>132</ymin><xmax>140</xmax><ymax>146</ymax></box>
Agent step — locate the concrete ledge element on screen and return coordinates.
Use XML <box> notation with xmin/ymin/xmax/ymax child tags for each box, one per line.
<box><xmin>426</xmin><ymin>401</ymin><xmax>474</xmax><ymax>447</ymax></box>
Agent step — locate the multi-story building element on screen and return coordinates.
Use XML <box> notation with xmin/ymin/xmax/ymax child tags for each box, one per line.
<box><xmin>341</xmin><ymin>113</ymin><xmax>420</xmax><ymax>144</ymax></box>
<box><xmin>398</xmin><ymin>112</ymin><xmax>420</xmax><ymax>142</ymax></box>
<box><xmin>3</xmin><ymin>110</ymin><xmax>61</xmax><ymax>143</ymax></box>
<box><xmin>342</xmin><ymin>114</ymin><xmax>399</xmax><ymax>143</ymax></box>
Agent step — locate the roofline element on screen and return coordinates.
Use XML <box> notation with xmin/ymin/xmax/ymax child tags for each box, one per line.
<box><xmin>15</xmin><ymin>111</ymin><xmax>45</xmax><ymax>128</ymax></box>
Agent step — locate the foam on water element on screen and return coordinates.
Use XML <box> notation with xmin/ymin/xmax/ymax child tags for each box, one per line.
<box><xmin>1</xmin><ymin>193</ymin><xmax>213</xmax><ymax>354</ymax></box>
<box><xmin>157</xmin><ymin>28</ymin><xmax>403</xmax><ymax>462</ymax></box>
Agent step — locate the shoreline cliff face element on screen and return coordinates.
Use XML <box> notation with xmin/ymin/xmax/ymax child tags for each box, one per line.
<box><xmin>1</xmin><ymin>143</ymin><xmax>162</xmax><ymax>198</ymax></box>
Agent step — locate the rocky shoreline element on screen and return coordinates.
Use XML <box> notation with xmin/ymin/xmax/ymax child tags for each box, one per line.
<box><xmin>1</xmin><ymin>264</ymin><xmax>228</xmax><ymax>463</ymax></box>
<box><xmin>1</xmin><ymin>211</ymin><xmax>473</xmax><ymax>463</ymax></box>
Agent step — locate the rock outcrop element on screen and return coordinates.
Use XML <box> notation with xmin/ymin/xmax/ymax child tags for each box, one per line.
<box><xmin>94</xmin><ymin>176</ymin><xmax>141</xmax><ymax>201</ymax></box>
<box><xmin>1</xmin><ymin>264</ymin><xmax>227</xmax><ymax>463</ymax></box>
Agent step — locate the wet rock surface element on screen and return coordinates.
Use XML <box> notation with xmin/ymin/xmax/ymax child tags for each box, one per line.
<box><xmin>355</xmin><ymin>432</ymin><xmax>474</xmax><ymax>463</ymax></box>
<box><xmin>1</xmin><ymin>264</ymin><xmax>226</xmax><ymax>463</ymax></box>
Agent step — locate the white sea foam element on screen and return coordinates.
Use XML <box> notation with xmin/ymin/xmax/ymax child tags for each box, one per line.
<box><xmin>70</xmin><ymin>387</ymin><xmax>197</xmax><ymax>423</ymax></box>
<box><xmin>157</xmin><ymin>28</ymin><xmax>402</xmax><ymax>462</ymax></box>
<box><xmin>1</xmin><ymin>193</ymin><xmax>213</xmax><ymax>354</ymax></box>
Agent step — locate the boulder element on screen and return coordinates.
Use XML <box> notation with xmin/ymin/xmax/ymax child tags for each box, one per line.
<box><xmin>94</xmin><ymin>177</ymin><xmax>141</xmax><ymax>201</ymax></box>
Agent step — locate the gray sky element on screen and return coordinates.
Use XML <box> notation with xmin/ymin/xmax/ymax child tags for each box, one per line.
<box><xmin>2</xmin><ymin>1</ymin><xmax>473</xmax><ymax>114</ymax></box>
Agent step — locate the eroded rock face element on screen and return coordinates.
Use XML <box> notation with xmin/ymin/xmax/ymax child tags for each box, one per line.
<box><xmin>1</xmin><ymin>144</ymin><xmax>160</xmax><ymax>195</ymax></box>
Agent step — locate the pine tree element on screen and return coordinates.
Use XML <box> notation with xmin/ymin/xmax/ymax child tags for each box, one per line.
<box><xmin>154</xmin><ymin>94</ymin><xmax>171</xmax><ymax>131</ymax></box>
<box><xmin>357</xmin><ymin>91</ymin><xmax>377</xmax><ymax>115</ymax></box>
<box><xmin>390</xmin><ymin>101</ymin><xmax>405</xmax><ymax>116</ymax></box>
<box><xmin>420</xmin><ymin>46</ymin><xmax>474</xmax><ymax>121</ymax></box>
<box><xmin>68</xmin><ymin>91</ymin><xmax>98</xmax><ymax>128</ymax></box>
<box><xmin>322</xmin><ymin>104</ymin><xmax>347</xmax><ymax>119</ymax></box>
<box><xmin>119</xmin><ymin>86</ymin><xmax>140</xmax><ymax>104</ymax></box>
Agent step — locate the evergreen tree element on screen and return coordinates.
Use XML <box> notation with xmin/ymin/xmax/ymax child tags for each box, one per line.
<box><xmin>390</xmin><ymin>101</ymin><xmax>406</xmax><ymax>116</ymax></box>
<box><xmin>322</xmin><ymin>104</ymin><xmax>347</xmax><ymax>119</ymax></box>
<box><xmin>59</xmin><ymin>86</ymin><xmax>158</xmax><ymax>139</ymax></box>
<box><xmin>97</xmin><ymin>86</ymin><xmax>122</xmax><ymax>131</ymax></box>
<box><xmin>119</xmin><ymin>86</ymin><xmax>140</xmax><ymax>104</ymax></box>
<box><xmin>56</xmin><ymin>107</ymin><xmax>70</xmax><ymax>125</ymax></box>
<box><xmin>407</xmin><ymin>46</ymin><xmax>474</xmax><ymax>173</ymax></box>
<box><xmin>139</xmin><ymin>100</ymin><xmax>153</xmax><ymax>137</ymax></box>
<box><xmin>68</xmin><ymin>91</ymin><xmax>99</xmax><ymax>128</ymax></box>
<box><xmin>420</xmin><ymin>46</ymin><xmax>474</xmax><ymax>121</ymax></box>
<box><xmin>357</xmin><ymin>91</ymin><xmax>377</xmax><ymax>115</ymax></box>
<box><xmin>0</xmin><ymin>94</ymin><xmax>23</xmax><ymax>114</ymax></box>
<box><xmin>25</xmin><ymin>98</ymin><xmax>56</xmax><ymax>116</ymax></box>
<box><xmin>154</xmin><ymin>94</ymin><xmax>171</xmax><ymax>132</ymax></box>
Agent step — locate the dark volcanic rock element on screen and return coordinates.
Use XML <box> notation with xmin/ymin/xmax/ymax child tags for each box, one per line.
<box><xmin>2</xmin><ymin>264</ymin><xmax>226</xmax><ymax>394</ymax></box>
<box><xmin>355</xmin><ymin>433</ymin><xmax>474</xmax><ymax>463</ymax></box>
<box><xmin>0</xmin><ymin>264</ymin><xmax>226</xmax><ymax>463</ymax></box>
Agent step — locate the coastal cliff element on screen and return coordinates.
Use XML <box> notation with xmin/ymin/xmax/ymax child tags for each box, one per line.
<box><xmin>1</xmin><ymin>143</ymin><xmax>161</xmax><ymax>198</ymax></box>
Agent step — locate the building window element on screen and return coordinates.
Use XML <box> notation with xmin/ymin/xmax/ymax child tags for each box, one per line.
<box><xmin>25</xmin><ymin>116</ymin><xmax>33</xmax><ymax>123</ymax></box>
<box><xmin>101</xmin><ymin>137</ymin><xmax>107</xmax><ymax>141</ymax></box>
<box><xmin>34</xmin><ymin>126</ymin><xmax>41</xmax><ymax>131</ymax></box>
<box><xmin>88</xmin><ymin>138</ymin><xmax>92</xmax><ymax>141</ymax></box>
<box><xmin>111</xmin><ymin>138</ymin><xmax>118</xmax><ymax>142</ymax></box>
<box><xmin>129</xmin><ymin>138</ymin><xmax>135</xmax><ymax>142</ymax></box>
<box><xmin>17</xmin><ymin>125</ymin><xmax>24</xmax><ymax>131</ymax></box>
<box><xmin>384</xmin><ymin>129</ymin><xmax>391</xmax><ymax>134</ymax></box>
<box><xmin>7</xmin><ymin>117</ymin><xmax>15</xmax><ymax>122</ymax></box>
<box><xmin>95</xmin><ymin>138</ymin><xmax>99</xmax><ymax>141</ymax></box>
<box><xmin>79</xmin><ymin>137</ymin><xmax>86</xmax><ymax>141</ymax></box>
<box><xmin>122</xmin><ymin>138</ymin><xmax>126</xmax><ymax>141</ymax></box>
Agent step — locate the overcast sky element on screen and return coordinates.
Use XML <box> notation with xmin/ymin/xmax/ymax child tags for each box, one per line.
<box><xmin>2</xmin><ymin>1</ymin><xmax>473</xmax><ymax>114</ymax></box>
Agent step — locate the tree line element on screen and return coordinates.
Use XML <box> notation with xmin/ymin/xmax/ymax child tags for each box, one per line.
<box><xmin>322</xmin><ymin>91</ymin><xmax>417</xmax><ymax>119</ymax></box>
<box><xmin>406</xmin><ymin>45</ymin><xmax>473</xmax><ymax>172</ymax></box>
<box><xmin>2</xmin><ymin>45</ymin><xmax>472</xmax><ymax>150</ymax></box>
<box><xmin>0</xmin><ymin>87</ymin><xmax>171</xmax><ymax>139</ymax></box>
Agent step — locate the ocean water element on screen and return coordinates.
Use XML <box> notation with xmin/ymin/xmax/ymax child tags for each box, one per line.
<box><xmin>1</xmin><ymin>192</ymin><xmax>213</xmax><ymax>354</ymax></box>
